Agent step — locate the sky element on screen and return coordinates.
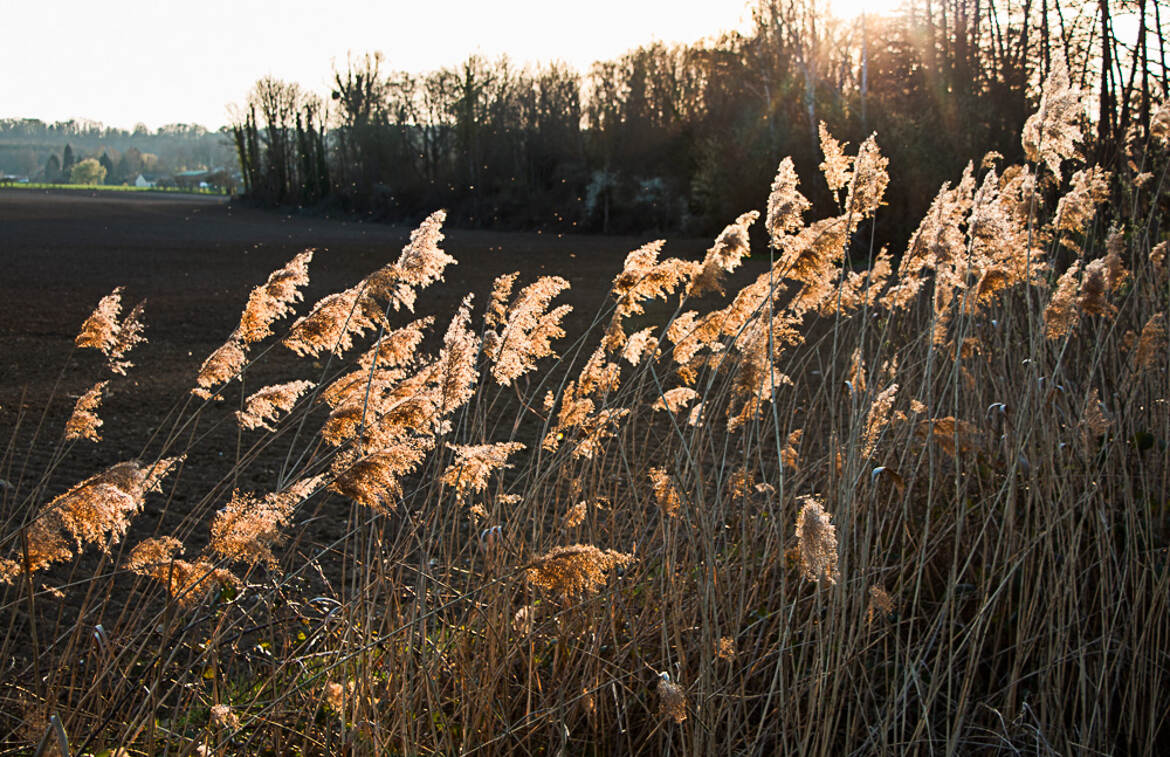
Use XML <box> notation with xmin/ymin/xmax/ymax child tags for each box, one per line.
<box><xmin>1</xmin><ymin>0</ymin><xmax>757</xmax><ymax>131</ymax></box>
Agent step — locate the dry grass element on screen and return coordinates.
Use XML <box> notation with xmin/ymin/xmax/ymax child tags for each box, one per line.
<box><xmin>2</xmin><ymin>81</ymin><xmax>1169</xmax><ymax>755</ymax></box>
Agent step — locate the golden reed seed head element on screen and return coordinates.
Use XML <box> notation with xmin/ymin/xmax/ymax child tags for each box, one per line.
<box><xmin>395</xmin><ymin>210</ymin><xmax>456</xmax><ymax>289</ymax></box>
<box><xmin>485</xmin><ymin>271</ymin><xmax>519</xmax><ymax>329</ymax></box>
<box><xmin>1102</xmin><ymin>230</ymin><xmax>1129</xmax><ymax>292</ymax></box>
<box><xmin>781</xmin><ymin>428</ymin><xmax>803</xmax><ymax>471</ymax></box>
<box><xmin>1078</xmin><ymin>259</ymin><xmax>1115</xmax><ymax>318</ymax></box>
<box><xmin>1044</xmin><ymin>261</ymin><xmax>1082</xmax><ymax>340</ymax></box>
<box><xmin>441</xmin><ymin>441</ymin><xmax>526</xmax><ymax>500</ymax></box>
<box><xmin>648</xmin><ymin>467</ymin><xmax>682</xmax><ymax>517</ymax></box>
<box><xmin>856</xmin><ymin>388</ymin><xmax>899</xmax><ymax>452</ymax></box>
<box><xmin>576</xmin><ymin>346</ymin><xmax>621</xmax><ymax>398</ymax></box>
<box><xmin>562</xmin><ymin>500</ymin><xmax>588</xmax><ymax>529</ymax></box>
<box><xmin>794</xmin><ymin>495</ymin><xmax>839</xmax><ymax>585</ymax></box>
<box><xmin>106</xmin><ymin>299</ymin><xmax>147</xmax><ymax>375</ymax></box>
<box><xmin>433</xmin><ymin>294</ymin><xmax>479</xmax><ymax>413</ymax></box>
<box><xmin>1135</xmin><ymin>313</ymin><xmax>1166</xmax><ymax>372</ymax></box>
<box><xmin>1150</xmin><ymin>241</ymin><xmax>1167</xmax><ymax>276</ymax></box>
<box><xmin>1054</xmin><ymin>167</ymin><xmax>1110</xmax><ymax>242</ymax></box>
<box><xmin>489</xmin><ymin>276</ymin><xmax>571</xmax><ymax>385</ymax></box>
<box><xmin>126</xmin><ymin>537</ymin><xmax>240</xmax><ymax>607</ymax></box>
<box><xmin>688</xmin><ymin>210</ymin><xmax>758</xmax><ymax>298</ymax></box>
<box><xmin>819</xmin><ymin>122</ymin><xmax>854</xmax><ymax>195</ymax></box>
<box><xmin>364</xmin><ymin>210</ymin><xmax>456</xmax><ymax>312</ymax></box>
<box><xmin>64</xmin><ymin>380</ymin><xmax>108</xmax><ymax>442</ymax></box>
<box><xmin>75</xmin><ymin>287</ymin><xmax>124</xmax><ymax>353</ymax></box>
<box><xmin>652</xmin><ymin>387</ymin><xmax>699</xmax><ymax>414</ymax></box>
<box><xmin>606</xmin><ymin>241</ymin><xmax>698</xmax><ymax>351</ymax></box>
<box><xmin>716</xmin><ymin>637</ymin><xmax>737</xmax><ymax>661</ymax></box>
<box><xmin>284</xmin><ymin>286</ymin><xmax>384</xmax><ymax>357</ymax></box>
<box><xmin>766</xmin><ymin>156</ymin><xmax>811</xmax><ymax>245</ymax></box>
<box><xmin>74</xmin><ymin>288</ymin><xmax>148</xmax><ymax>375</ymax></box>
<box><xmin>1021</xmin><ymin>57</ymin><xmax>1086</xmax><ymax>178</ymax></box>
<box><xmin>526</xmin><ymin>543</ymin><xmax>634</xmax><ymax>598</ymax></box>
<box><xmin>208</xmin><ymin>475</ymin><xmax>322</xmax><ymax>568</ymax></box>
<box><xmin>847</xmin><ymin>347</ymin><xmax>867</xmax><ymax>395</ymax></box>
<box><xmin>844</xmin><ymin>134</ymin><xmax>890</xmax><ymax>223</ymax></box>
<box><xmin>235</xmin><ymin>380</ymin><xmax>315</xmax><ymax>431</ymax></box>
<box><xmin>0</xmin><ymin>457</ymin><xmax>184</xmax><ymax>582</ymax></box>
<box><xmin>329</xmin><ymin>441</ymin><xmax>430</xmax><ymax>513</ymax></box>
<box><xmin>237</xmin><ymin>249</ymin><xmax>313</xmax><ymax>344</ymax></box>
<box><xmin>193</xmin><ymin>336</ymin><xmax>247</xmax><ymax>397</ymax></box>
<box><xmin>621</xmin><ymin>327</ymin><xmax>658</xmax><ymax>366</ymax></box>
<box><xmin>569</xmin><ymin>407</ymin><xmax>630</xmax><ymax>460</ymax></box>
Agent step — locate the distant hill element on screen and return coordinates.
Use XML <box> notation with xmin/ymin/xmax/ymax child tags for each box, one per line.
<box><xmin>0</xmin><ymin>118</ymin><xmax>238</xmax><ymax>183</ymax></box>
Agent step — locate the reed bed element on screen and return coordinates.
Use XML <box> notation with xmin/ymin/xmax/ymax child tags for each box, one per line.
<box><xmin>2</xmin><ymin>64</ymin><xmax>1169</xmax><ymax>755</ymax></box>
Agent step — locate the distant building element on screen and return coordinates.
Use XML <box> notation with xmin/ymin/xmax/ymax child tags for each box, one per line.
<box><xmin>133</xmin><ymin>174</ymin><xmax>156</xmax><ymax>188</ymax></box>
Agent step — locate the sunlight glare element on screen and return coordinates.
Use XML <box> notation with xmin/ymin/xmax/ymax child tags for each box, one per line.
<box><xmin>829</xmin><ymin>0</ymin><xmax>903</xmax><ymax>20</ymax></box>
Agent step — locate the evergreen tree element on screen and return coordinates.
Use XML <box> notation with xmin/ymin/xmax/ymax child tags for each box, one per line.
<box><xmin>99</xmin><ymin>152</ymin><xmax>115</xmax><ymax>185</ymax></box>
<box><xmin>114</xmin><ymin>154</ymin><xmax>131</xmax><ymax>184</ymax></box>
<box><xmin>44</xmin><ymin>153</ymin><xmax>60</xmax><ymax>182</ymax></box>
<box><xmin>62</xmin><ymin>144</ymin><xmax>75</xmax><ymax>174</ymax></box>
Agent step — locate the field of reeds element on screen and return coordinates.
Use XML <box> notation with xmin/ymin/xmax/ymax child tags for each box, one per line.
<box><xmin>2</xmin><ymin>63</ymin><xmax>1168</xmax><ymax>755</ymax></box>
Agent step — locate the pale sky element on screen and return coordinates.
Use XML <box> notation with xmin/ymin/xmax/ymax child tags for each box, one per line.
<box><xmin>1</xmin><ymin>0</ymin><xmax>756</xmax><ymax>131</ymax></box>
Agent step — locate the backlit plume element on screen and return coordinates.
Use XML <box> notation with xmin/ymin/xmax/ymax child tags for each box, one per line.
<box><xmin>434</xmin><ymin>294</ymin><xmax>480</xmax><ymax>413</ymax></box>
<box><xmin>329</xmin><ymin>439</ymin><xmax>432</xmax><ymax>513</ymax></box>
<box><xmin>794</xmin><ymin>495</ymin><xmax>838</xmax><ymax>584</ymax></box>
<box><xmin>106</xmin><ymin>300</ymin><xmax>147</xmax><ymax>375</ymax></box>
<box><xmin>441</xmin><ymin>441</ymin><xmax>526</xmax><ymax>500</ymax></box>
<box><xmin>126</xmin><ymin>537</ymin><xmax>240</xmax><ymax>606</ymax></box>
<box><xmin>286</xmin><ymin>213</ymin><xmax>454</xmax><ymax>356</ymax></box>
<box><xmin>487</xmin><ymin>276</ymin><xmax>572</xmax><ymax>385</ymax></box>
<box><xmin>1021</xmin><ymin>57</ymin><xmax>1086</xmax><ymax>178</ymax></box>
<box><xmin>193</xmin><ymin>336</ymin><xmax>247</xmax><ymax>399</ymax></box>
<box><xmin>208</xmin><ymin>475</ymin><xmax>323</xmax><ymax>568</ymax></box>
<box><xmin>526</xmin><ymin>544</ymin><xmax>634</xmax><ymax>599</ymax></box>
<box><xmin>844</xmin><ymin>134</ymin><xmax>890</xmax><ymax>222</ymax></box>
<box><xmin>237</xmin><ymin>250</ymin><xmax>313</xmax><ymax>344</ymax></box>
<box><xmin>765</xmin><ymin>157</ymin><xmax>811</xmax><ymax>246</ymax></box>
<box><xmin>604</xmin><ymin>241</ymin><xmax>698</xmax><ymax>351</ymax></box>
<box><xmin>75</xmin><ymin>287</ymin><xmax>124</xmax><ymax>354</ymax></box>
<box><xmin>861</xmin><ymin>384</ymin><xmax>900</xmax><ymax>458</ymax></box>
<box><xmin>485</xmin><ymin>271</ymin><xmax>519</xmax><ymax>329</ymax></box>
<box><xmin>76</xmin><ymin>288</ymin><xmax>147</xmax><ymax>375</ymax></box>
<box><xmin>621</xmin><ymin>327</ymin><xmax>658</xmax><ymax>365</ymax></box>
<box><xmin>284</xmin><ymin>285</ymin><xmax>385</xmax><ymax>357</ymax></box>
<box><xmin>648</xmin><ymin>466</ymin><xmax>682</xmax><ymax>517</ymax></box>
<box><xmin>688</xmin><ymin>211</ymin><xmax>758</xmax><ymax>298</ymax></box>
<box><xmin>1044</xmin><ymin>261</ymin><xmax>1082</xmax><ymax>339</ymax></box>
<box><xmin>64</xmin><ymin>381</ymin><xmax>108</xmax><ymax>442</ymax></box>
<box><xmin>653</xmin><ymin>386</ymin><xmax>699</xmax><ymax>414</ymax></box>
<box><xmin>0</xmin><ymin>457</ymin><xmax>184</xmax><ymax>582</ymax></box>
<box><xmin>235</xmin><ymin>380</ymin><xmax>315</xmax><ymax>431</ymax></box>
<box><xmin>365</xmin><ymin>210</ymin><xmax>456</xmax><ymax>312</ymax></box>
<box><xmin>818</xmin><ymin>122</ymin><xmax>854</xmax><ymax>196</ymax></box>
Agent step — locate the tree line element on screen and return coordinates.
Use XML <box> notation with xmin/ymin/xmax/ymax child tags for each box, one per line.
<box><xmin>0</xmin><ymin>119</ymin><xmax>238</xmax><ymax>183</ymax></box>
<box><xmin>230</xmin><ymin>0</ymin><xmax>1168</xmax><ymax>247</ymax></box>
